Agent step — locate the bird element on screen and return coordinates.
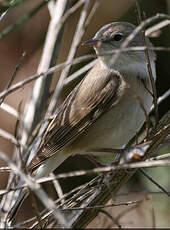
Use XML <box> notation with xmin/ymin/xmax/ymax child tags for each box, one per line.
<box><xmin>8</xmin><ymin>21</ymin><xmax>156</xmax><ymax>222</ymax></box>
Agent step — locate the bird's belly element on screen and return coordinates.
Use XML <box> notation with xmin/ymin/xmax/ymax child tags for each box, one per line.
<box><xmin>67</xmin><ymin>88</ymin><xmax>152</xmax><ymax>156</ymax></box>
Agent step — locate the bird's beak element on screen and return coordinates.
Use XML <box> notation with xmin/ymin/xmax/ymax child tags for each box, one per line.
<box><xmin>82</xmin><ymin>38</ymin><xmax>102</xmax><ymax>48</ymax></box>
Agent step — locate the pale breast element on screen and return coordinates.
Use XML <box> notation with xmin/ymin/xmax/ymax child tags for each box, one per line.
<box><xmin>65</xmin><ymin>75</ymin><xmax>152</xmax><ymax>156</ymax></box>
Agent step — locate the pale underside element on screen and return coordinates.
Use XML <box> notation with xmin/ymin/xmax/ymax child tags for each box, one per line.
<box><xmin>28</xmin><ymin>61</ymin><xmax>153</xmax><ymax>178</ymax></box>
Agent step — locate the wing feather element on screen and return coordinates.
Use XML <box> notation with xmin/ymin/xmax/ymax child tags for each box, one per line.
<box><xmin>28</xmin><ymin>62</ymin><xmax>124</xmax><ymax>172</ymax></box>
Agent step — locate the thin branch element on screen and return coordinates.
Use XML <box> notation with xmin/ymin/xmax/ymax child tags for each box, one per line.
<box><xmin>150</xmin><ymin>88</ymin><xmax>170</xmax><ymax>112</ymax></box>
<box><xmin>0</xmin><ymin>151</ymin><xmax>68</xmax><ymax>227</ymax></box>
<box><xmin>84</xmin><ymin>0</ymin><xmax>101</xmax><ymax>30</ymax></box>
<box><xmin>47</xmin><ymin>0</ymin><xmax>55</xmax><ymax>17</ymax></box>
<box><xmin>115</xmin><ymin>202</ymin><xmax>141</xmax><ymax>223</ymax></box>
<box><xmin>0</xmin><ymin>167</ymin><xmax>10</xmax><ymax>172</ymax></box>
<box><xmin>117</xmin><ymin>189</ymin><xmax>170</xmax><ymax>196</ymax></box>
<box><xmin>146</xmin><ymin>19</ymin><xmax>170</xmax><ymax>37</ymax></box>
<box><xmin>0</xmin><ymin>0</ymin><xmax>50</xmax><ymax>40</ymax></box>
<box><xmin>0</xmin><ymin>54</ymin><xmax>94</xmax><ymax>103</ymax></box>
<box><xmin>151</xmin><ymin>202</ymin><xmax>156</xmax><ymax>228</ymax></box>
<box><xmin>151</xmin><ymin>152</ymin><xmax>170</xmax><ymax>161</ymax></box>
<box><xmin>64</xmin><ymin>59</ymin><xmax>97</xmax><ymax>85</ymax></box>
<box><xmin>0</xmin><ymin>128</ymin><xmax>20</xmax><ymax>146</ymax></box>
<box><xmin>59</xmin><ymin>0</ymin><xmax>85</xmax><ymax>25</ymax></box>
<box><xmin>56</xmin><ymin>199</ymin><xmax>142</xmax><ymax>211</ymax></box>
<box><xmin>21</xmin><ymin>0</ymin><xmax>69</xmax><ymax>146</ymax></box>
<box><xmin>50</xmin><ymin>173</ymin><xmax>65</xmax><ymax>206</ymax></box>
<box><xmin>1</xmin><ymin>1</ymin><xmax>70</xmax><ymax>225</ymax></box>
<box><xmin>47</xmin><ymin>0</ymin><xmax>91</xmax><ymax>116</ymax></box>
<box><xmin>0</xmin><ymin>103</ymin><xmax>19</xmax><ymax>118</ymax></box>
<box><xmin>99</xmin><ymin>209</ymin><xmax>121</xmax><ymax>229</ymax></box>
<box><xmin>71</xmin><ymin>109</ymin><xmax>170</xmax><ymax>228</ymax></box>
<box><xmin>136</xmin><ymin>0</ymin><xmax>159</xmax><ymax>124</ymax></box>
<box><xmin>139</xmin><ymin>168</ymin><xmax>170</xmax><ymax>197</ymax></box>
<box><xmin>1</xmin><ymin>12</ymin><xmax>170</xmax><ymax>228</ymax></box>
<box><xmin>0</xmin><ymin>45</ymin><xmax>170</xmax><ymax>101</ymax></box>
<box><xmin>22</xmin><ymin>0</ymin><xmax>92</xmax><ymax>172</ymax></box>
<box><xmin>0</xmin><ymin>52</ymin><xmax>25</xmax><ymax>105</ymax></box>
<box><xmin>29</xmin><ymin>190</ymin><xmax>43</xmax><ymax>229</ymax></box>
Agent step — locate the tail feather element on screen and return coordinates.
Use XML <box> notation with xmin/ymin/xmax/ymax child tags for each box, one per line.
<box><xmin>7</xmin><ymin>152</ymin><xmax>70</xmax><ymax>224</ymax></box>
<box><xmin>8</xmin><ymin>188</ymin><xmax>29</xmax><ymax>223</ymax></box>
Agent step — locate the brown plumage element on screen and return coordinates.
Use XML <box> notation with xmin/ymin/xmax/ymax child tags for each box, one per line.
<box><xmin>28</xmin><ymin>62</ymin><xmax>123</xmax><ymax>173</ymax></box>
<box><xmin>8</xmin><ymin>21</ymin><xmax>156</xmax><ymax>223</ymax></box>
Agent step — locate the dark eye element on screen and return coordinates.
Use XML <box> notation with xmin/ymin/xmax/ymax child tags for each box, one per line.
<box><xmin>113</xmin><ymin>33</ymin><xmax>123</xmax><ymax>41</ymax></box>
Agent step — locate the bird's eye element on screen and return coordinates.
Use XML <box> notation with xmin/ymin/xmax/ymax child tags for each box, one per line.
<box><xmin>113</xmin><ymin>33</ymin><xmax>123</xmax><ymax>41</ymax></box>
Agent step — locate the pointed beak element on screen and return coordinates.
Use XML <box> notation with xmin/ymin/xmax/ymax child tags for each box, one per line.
<box><xmin>82</xmin><ymin>38</ymin><xmax>101</xmax><ymax>47</ymax></box>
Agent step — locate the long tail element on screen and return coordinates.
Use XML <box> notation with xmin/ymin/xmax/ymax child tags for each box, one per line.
<box><xmin>7</xmin><ymin>152</ymin><xmax>70</xmax><ymax>224</ymax></box>
<box><xmin>8</xmin><ymin>187</ymin><xmax>29</xmax><ymax>223</ymax></box>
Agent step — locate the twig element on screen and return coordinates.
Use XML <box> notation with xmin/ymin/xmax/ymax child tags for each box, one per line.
<box><xmin>30</xmin><ymin>190</ymin><xmax>43</xmax><ymax>228</ymax></box>
<box><xmin>117</xmin><ymin>190</ymin><xmax>170</xmax><ymax>196</ymax></box>
<box><xmin>12</xmin><ymin>189</ymin><xmax>170</xmax><ymax>227</ymax></box>
<box><xmin>47</xmin><ymin>0</ymin><xmax>91</xmax><ymax>116</ymax></box>
<box><xmin>0</xmin><ymin>103</ymin><xmax>19</xmax><ymax>118</ymax></box>
<box><xmin>0</xmin><ymin>9</ymin><xmax>9</xmax><ymax>23</ymax></box>
<box><xmin>59</xmin><ymin>0</ymin><xmax>85</xmax><ymax>25</ymax></box>
<box><xmin>150</xmin><ymin>88</ymin><xmax>170</xmax><ymax>113</ymax></box>
<box><xmin>0</xmin><ymin>54</ymin><xmax>94</xmax><ymax>103</ymax></box>
<box><xmin>1</xmin><ymin>1</ymin><xmax>70</xmax><ymax>226</ymax></box>
<box><xmin>150</xmin><ymin>152</ymin><xmax>170</xmax><ymax>161</ymax></box>
<box><xmin>139</xmin><ymin>168</ymin><xmax>170</xmax><ymax>197</ymax></box>
<box><xmin>84</xmin><ymin>0</ymin><xmax>101</xmax><ymax>30</ymax></box>
<box><xmin>0</xmin><ymin>128</ymin><xmax>20</xmax><ymax>146</ymax></box>
<box><xmin>2</xmin><ymin>0</ymin><xmax>29</xmax><ymax>8</ymax></box>
<box><xmin>0</xmin><ymin>167</ymin><xmax>10</xmax><ymax>172</ymax></box>
<box><xmin>136</xmin><ymin>1</ymin><xmax>159</xmax><ymax>124</ymax></box>
<box><xmin>50</xmin><ymin>173</ymin><xmax>65</xmax><ymax>206</ymax></box>
<box><xmin>22</xmin><ymin>0</ymin><xmax>92</xmax><ymax>175</ymax></box>
<box><xmin>56</xmin><ymin>199</ymin><xmax>142</xmax><ymax>211</ymax></box>
<box><xmin>135</xmin><ymin>95</ymin><xmax>151</xmax><ymax>139</ymax></box>
<box><xmin>0</xmin><ymin>45</ymin><xmax>170</xmax><ymax>101</ymax></box>
<box><xmin>64</xmin><ymin>60</ymin><xmax>97</xmax><ymax>85</ymax></box>
<box><xmin>146</xmin><ymin>19</ymin><xmax>170</xmax><ymax>37</ymax></box>
<box><xmin>0</xmin><ymin>154</ymin><xmax>170</xmax><ymax>196</ymax></box>
<box><xmin>0</xmin><ymin>0</ymin><xmax>50</xmax><ymax>40</ymax></box>
<box><xmin>151</xmin><ymin>202</ymin><xmax>156</xmax><ymax>228</ymax></box>
<box><xmin>1</xmin><ymin>11</ymin><xmax>170</xmax><ymax>227</ymax></box>
<box><xmin>0</xmin><ymin>0</ymin><xmax>19</xmax><ymax>23</ymax></box>
<box><xmin>21</xmin><ymin>0</ymin><xmax>69</xmax><ymax>147</ymax></box>
<box><xmin>48</xmin><ymin>0</ymin><xmax>55</xmax><ymax>17</ymax></box>
<box><xmin>70</xmin><ymin>109</ymin><xmax>170</xmax><ymax>228</ymax></box>
<box><xmin>99</xmin><ymin>209</ymin><xmax>121</xmax><ymax>229</ymax></box>
<box><xmin>0</xmin><ymin>52</ymin><xmax>25</xmax><ymax>105</ymax></box>
<box><xmin>5</xmin><ymin>52</ymin><xmax>25</xmax><ymax>90</ymax></box>
<box><xmin>12</xmin><ymin>182</ymin><xmax>94</xmax><ymax>228</ymax></box>
<box><xmin>115</xmin><ymin>202</ymin><xmax>142</xmax><ymax>223</ymax></box>
<box><xmin>9</xmin><ymin>158</ymin><xmax>169</xmax><ymax>182</ymax></box>
<box><xmin>0</xmin><ymin>151</ymin><xmax>68</xmax><ymax>227</ymax></box>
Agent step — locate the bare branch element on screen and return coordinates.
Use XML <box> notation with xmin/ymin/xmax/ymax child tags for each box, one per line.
<box><xmin>0</xmin><ymin>52</ymin><xmax>25</xmax><ymax>105</ymax></box>
<box><xmin>0</xmin><ymin>103</ymin><xmax>19</xmax><ymax>118</ymax></box>
<box><xmin>47</xmin><ymin>0</ymin><xmax>91</xmax><ymax>116</ymax></box>
<box><xmin>139</xmin><ymin>168</ymin><xmax>170</xmax><ymax>197</ymax></box>
<box><xmin>0</xmin><ymin>151</ymin><xmax>68</xmax><ymax>227</ymax></box>
<box><xmin>21</xmin><ymin>0</ymin><xmax>69</xmax><ymax>146</ymax></box>
<box><xmin>50</xmin><ymin>173</ymin><xmax>65</xmax><ymax>206</ymax></box>
<box><xmin>136</xmin><ymin>0</ymin><xmax>159</xmax><ymax>124</ymax></box>
<box><xmin>64</xmin><ymin>59</ymin><xmax>97</xmax><ymax>85</ymax></box>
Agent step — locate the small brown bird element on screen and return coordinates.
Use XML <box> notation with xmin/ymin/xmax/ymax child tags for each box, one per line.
<box><xmin>9</xmin><ymin>21</ymin><xmax>156</xmax><ymax>222</ymax></box>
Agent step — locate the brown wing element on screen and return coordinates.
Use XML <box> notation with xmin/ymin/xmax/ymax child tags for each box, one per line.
<box><xmin>28</xmin><ymin>62</ymin><xmax>124</xmax><ymax>172</ymax></box>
